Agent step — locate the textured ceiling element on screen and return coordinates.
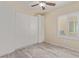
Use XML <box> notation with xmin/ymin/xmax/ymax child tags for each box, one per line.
<box><xmin>0</xmin><ymin>1</ymin><xmax>75</xmax><ymax>15</ymax></box>
<box><xmin>15</xmin><ymin>1</ymin><xmax>74</xmax><ymax>15</ymax></box>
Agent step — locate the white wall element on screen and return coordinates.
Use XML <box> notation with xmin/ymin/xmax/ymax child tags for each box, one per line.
<box><xmin>0</xmin><ymin>6</ymin><xmax>44</xmax><ymax>56</ymax></box>
<box><xmin>45</xmin><ymin>2</ymin><xmax>79</xmax><ymax>52</ymax></box>
<box><xmin>37</xmin><ymin>15</ymin><xmax>45</xmax><ymax>43</ymax></box>
<box><xmin>0</xmin><ymin>6</ymin><xmax>16</xmax><ymax>56</ymax></box>
<box><xmin>15</xmin><ymin>12</ymin><xmax>38</xmax><ymax>48</ymax></box>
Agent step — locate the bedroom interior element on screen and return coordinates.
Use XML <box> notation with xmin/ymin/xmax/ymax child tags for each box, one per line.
<box><xmin>0</xmin><ymin>1</ymin><xmax>79</xmax><ymax>58</ymax></box>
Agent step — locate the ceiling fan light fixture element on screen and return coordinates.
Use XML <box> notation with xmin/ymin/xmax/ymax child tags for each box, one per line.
<box><xmin>31</xmin><ymin>1</ymin><xmax>56</xmax><ymax>10</ymax></box>
<box><xmin>39</xmin><ymin>3</ymin><xmax>46</xmax><ymax>7</ymax></box>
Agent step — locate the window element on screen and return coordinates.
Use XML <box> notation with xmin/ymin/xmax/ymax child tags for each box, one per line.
<box><xmin>58</xmin><ymin>12</ymin><xmax>79</xmax><ymax>39</ymax></box>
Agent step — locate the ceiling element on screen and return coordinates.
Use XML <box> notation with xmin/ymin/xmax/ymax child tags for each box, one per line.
<box><xmin>0</xmin><ymin>1</ymin><xmax>74</xmax><ymax>15</ymax></box>
<box><xmin>15</xmin><ymin>1</ymin><xmax>74</xmax><ymax>15</ymax></box>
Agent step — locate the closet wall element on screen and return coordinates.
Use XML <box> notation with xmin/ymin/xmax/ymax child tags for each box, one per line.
<box><xmin>0</xmin><ymin>6</ymin><xmax>44</xmax><ymax>56</ymax></box>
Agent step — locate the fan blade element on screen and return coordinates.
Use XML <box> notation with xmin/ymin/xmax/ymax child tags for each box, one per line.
<box><xmin>42</xmin><ymin>6</ymin><xmax>45</xmax><ymax>10</ymax></box>
<box><xmin>31</xmin><ymin>4</ymin><xmax>39</xmax><ymax>7</ymax></box>
<box><xmin>46</xmin><ymin>2</ymin><xmax>56</xmax><ymax>6</ymax></box>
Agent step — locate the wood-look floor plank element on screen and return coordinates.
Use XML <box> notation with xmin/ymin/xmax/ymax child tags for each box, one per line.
<box><xmin>1</xmin><ymin>42</ymin><xmax>79</xmax><ymax>58</ymax></box>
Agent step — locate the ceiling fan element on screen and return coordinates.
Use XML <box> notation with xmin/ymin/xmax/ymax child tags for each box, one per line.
<box><xmin>31</xmin><ymin>1</ymin><xmax>56</xmax><ymax>10</ymax></box>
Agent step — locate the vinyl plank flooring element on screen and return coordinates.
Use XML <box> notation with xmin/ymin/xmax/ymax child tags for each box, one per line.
<box><xmin>1</xmin><ymin>42</ymin><xmax>79</xmax><ymax>58</ymax></box>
